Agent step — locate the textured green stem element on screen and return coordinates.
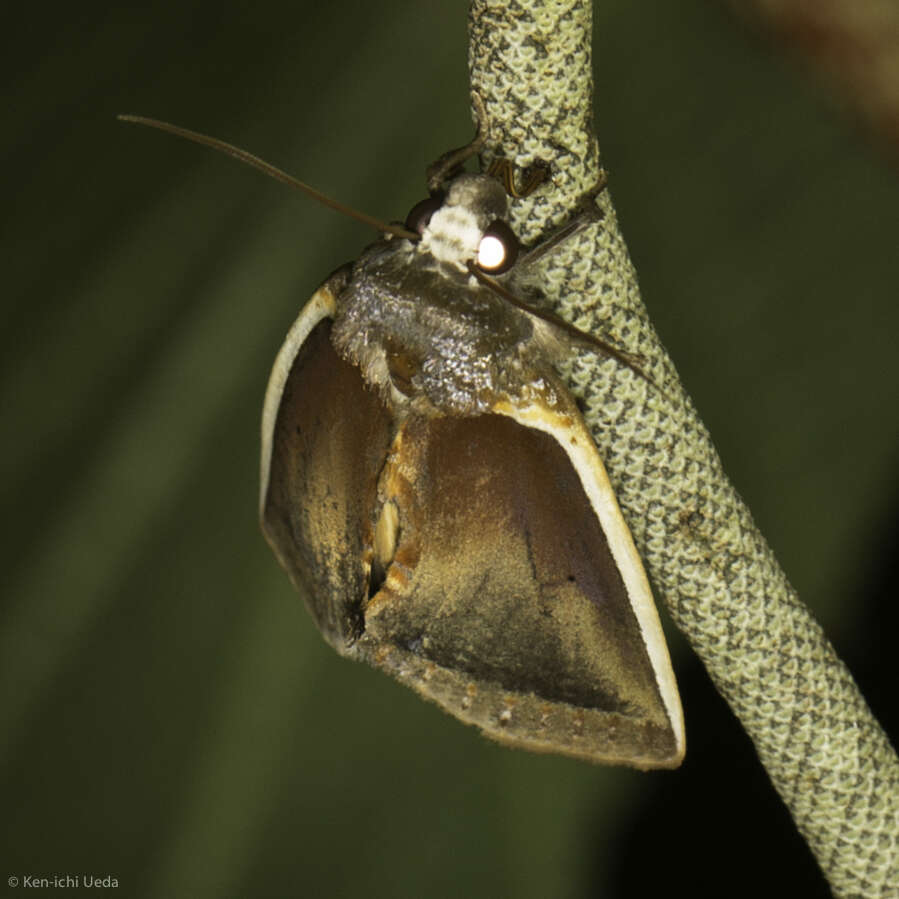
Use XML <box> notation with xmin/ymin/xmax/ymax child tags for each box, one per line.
<box><xmin>468</xmin><ymin>1</ymin><xmax>899</xmax><ymax>895</ymax></box>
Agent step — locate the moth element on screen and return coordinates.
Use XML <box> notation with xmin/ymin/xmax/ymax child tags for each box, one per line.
<box><xmin>121</xmin><ymin>115</ymin><xmax>685</xmax><ymax>768</ymax></box>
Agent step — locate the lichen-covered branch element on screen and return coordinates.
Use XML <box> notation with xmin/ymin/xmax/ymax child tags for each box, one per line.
<box><xmin>467</xmin><ymin>1</ymin><xmax>899</xmax><ymax>895</ymax></box>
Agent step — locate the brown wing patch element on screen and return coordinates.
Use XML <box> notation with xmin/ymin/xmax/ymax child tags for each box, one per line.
<box><xmin>359</xmin><ymin>413</ymin><xmax>679</xmax><ymax>766</ymax></box>
<box><xmin>262</xmin><ymin>319</ymin><xmax>393</xmax><ymax>650</ymax></box>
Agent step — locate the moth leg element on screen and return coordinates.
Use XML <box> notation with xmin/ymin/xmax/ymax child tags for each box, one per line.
<box><xmin>426</xmin><ymin>93</ymin><xmax>491</xmax><ymax>192</ymax></box>
<box><xmin>517</xmin><ymin>169</ymin><xmax>610</xmax><ymax>269</ymax></box>
<box><xmin>486</xmin><ymin>157</ymin><xmax>552</xmax><ymax>199</ymax></box>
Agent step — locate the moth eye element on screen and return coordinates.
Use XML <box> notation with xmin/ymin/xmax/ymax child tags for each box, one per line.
<box><xmin>476</xmin><ymin>220</ymin><xmax>519</xmax><ymax>274</ymax></box>
<box><xmin>404</xmin><ymin>195</ymin><xmax>444</xmax><ymax>235</ymax></box>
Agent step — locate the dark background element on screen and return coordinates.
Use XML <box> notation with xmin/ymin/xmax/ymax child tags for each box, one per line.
<box><xmin>3</xmin><ymin>1</ymin><xmax>898</xmax><ymax>896</ymax></box>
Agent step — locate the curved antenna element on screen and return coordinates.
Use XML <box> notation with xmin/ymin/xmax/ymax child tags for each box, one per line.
<box><xmin>117</xmin><ymin>115</ymin><xmax>419</xmax><ymax>241</ymax></box>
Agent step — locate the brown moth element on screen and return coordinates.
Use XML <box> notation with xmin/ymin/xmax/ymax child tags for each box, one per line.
<box><xmin>258</xmin><ymin>168</ymin><xmax>685</xmax><ymax>768</ymax></box>
<box><xmin>118</xmin><ymin>113</ymin><xmax>683</xmax><ymax>767</ymax></box>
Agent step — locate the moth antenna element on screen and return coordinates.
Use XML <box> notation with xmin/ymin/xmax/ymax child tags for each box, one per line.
<box><xmin>466</xmin><ymin>262</ymin><xmax>662</xmax><ymax>393</ymax></box>
<box><xmin>117</xmin><ymin>115</ymin><xmax>419</xmax><ymax>241</ymax></box>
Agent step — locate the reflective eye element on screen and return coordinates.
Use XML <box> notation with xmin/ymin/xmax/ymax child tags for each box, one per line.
<box><xmin>404</xmin><ymin>195</ymin><xmax>444</xmax><ymax>235</ymax></box>
<box><xmin>475</xmin><ymin>220</ymin><xmax>518</xmax><ymax>274</ymax></box>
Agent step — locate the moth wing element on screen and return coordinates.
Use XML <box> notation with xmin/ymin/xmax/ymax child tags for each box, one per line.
<box><xmin>360</xmin><ymin>399</ymin><xmax>685</xmax><ymax>768</ymax></box>
<box><xmin>260</xmin><ymin>277</ymin><xmax>393</xmax><ymax>648</ymax></box>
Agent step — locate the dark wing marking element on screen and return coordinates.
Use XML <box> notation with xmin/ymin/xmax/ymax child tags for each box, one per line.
<box><xmin>262</xmin><ymin>317</ymin><xmax>392</xmax><ymax>649</ymax></box>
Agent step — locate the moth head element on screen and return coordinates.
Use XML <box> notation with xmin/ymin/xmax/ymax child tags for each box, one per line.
<box><xmin>405</xmin><ymin>174</ymin><xmax>519</xmax><ymax>275</ymax></box>
<box><xmin>117</xmin><ymin>117</ymin><xmax>649</xmax><ymax>386</ymax></box>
